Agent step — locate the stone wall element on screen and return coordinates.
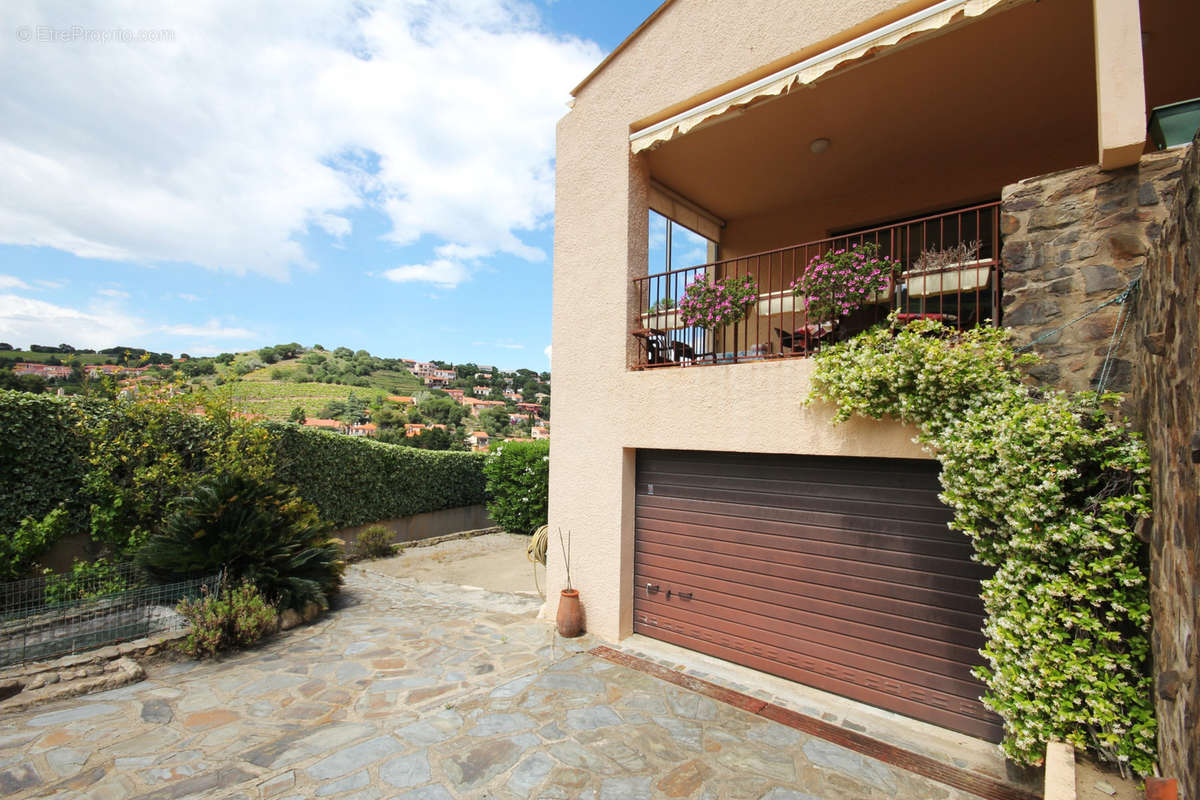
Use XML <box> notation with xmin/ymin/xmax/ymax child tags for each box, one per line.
<box><xmin>999</xmin><ymin>150</ymin><xmax>1185</xmax><ymax>391</ymax></box>
<box><xmin>1130</xmin><ymin>139</ymin><xmax>1200</xmax><ymax>800</ymax></box>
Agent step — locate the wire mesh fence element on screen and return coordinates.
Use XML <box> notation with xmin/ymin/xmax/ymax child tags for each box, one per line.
<box><xmin>0</xmin><ymin>564</ymin><xmax>220</xmax><ymax>668</ymax></box>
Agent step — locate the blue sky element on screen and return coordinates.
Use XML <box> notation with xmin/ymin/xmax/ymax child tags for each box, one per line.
<box><xmin>0</xmin><ymin>0</ymin><xmax>663</xmax><ymax>370</ymax></box>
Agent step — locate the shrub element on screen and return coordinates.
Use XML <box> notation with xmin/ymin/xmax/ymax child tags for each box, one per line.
<box><xmin>1</xmin><ymin>508</ymin><xmax>70</xmax><ymax>580</ymax></box>
<box><xmin>482</xmin><ymin>439</ymin><xmax>549</xmax><ymax>535</ymax></box>
<box><xmin>42</xmin><ymin>558</ymin><xmax>131</xmax><ymax>605</ymax></box>
<box><xmin>266</xmin><ymin>423</ymin><xmax>486</xmax><ymax>528</ymax></box>
<box><xmin>810</xmin><ymin>315</ymin><xmax>1155</xmax><ymax>776</ymax></box>
<box><xmin>137</xmin><ymin>472</ymin><xmax>345</xmax><ymax>611</ymax></box>
<box><xmin>0</xmin><ymin>391</ymin><xmax>91</xmax><ymax>538</ymax></box>
<box><xmin>176</xmin><ymin>581</ymin><xmax>278</xmax><ymax>658</ymax></box>
<box><xmin>356</xmin><ymin>525</ymin><xmax>394</xmax><ymax>559</ymax></box>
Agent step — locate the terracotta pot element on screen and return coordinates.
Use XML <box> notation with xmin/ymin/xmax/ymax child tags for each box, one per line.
<box><xmin>556</xmin><ymin>589</ymin><xmax>584</xmax><ymax>638</ymax></box>
<box><xmin>1145</xmin><ymin>777</ymin><xmax>1178</xmax><ymax>800</ymax></box>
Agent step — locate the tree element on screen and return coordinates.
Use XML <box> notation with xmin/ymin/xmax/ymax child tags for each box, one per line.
<box><xmin>0</xmin><ymin>342</ymin><xmax>12</xmax><ymax>351</ymax></box>
<box><xmin>479</xmin><ymin>406</ymin><xmax>510</xmax><ymax>437</ymax></box>
<box><xmin>215</xmin><ymin>352</ymin><xmax>235</xmax><ymax>364</ymax></box>
<box><xmin>418</xmin><ymin>396</ymin><xmax>465</xmax><ymax>426</ymax></box>
<box><xmin>257</xmin><ymin>347</ymin><xmax>278</xmax><ymax>365</ymax></box>
<box><xmin>288</xmin><ymin>406</ymin><xmax>306</xmax><ymax>424</ymax></box>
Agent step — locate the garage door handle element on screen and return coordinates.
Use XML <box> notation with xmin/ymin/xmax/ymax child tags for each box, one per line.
<box><xmin>645</xmin><ymin>583</ymin><xmax>660</xmax><ymax>594</ymax></box>
<box><xmin>676</xmin><ymin>591</ymin><xmax>693</xmax><ymax>601</ymax></box>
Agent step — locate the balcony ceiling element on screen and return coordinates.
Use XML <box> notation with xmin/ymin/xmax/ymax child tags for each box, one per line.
<box><xmin>643</xmin><ymin>0</ymin><xmax>1193</xmax><ymax>231</ymax></box>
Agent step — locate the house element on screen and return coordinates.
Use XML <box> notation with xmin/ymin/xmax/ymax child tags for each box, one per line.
<box><xmin>463</xmin><ymin>398</ymin><xmax>505</xmax><ymax>417</ymax></box>
<box><xmin>444</xmin><ymin>388</ymin><xmax>465</xmax><ymax>402</ymax></box>
<box><xmin>404</xmin><ymin>423</ymin><xmax>426</xmax><ymax>437</ymax></box>
<box><xmin>472</xmin><ymin>385</ymin><xmax>492</xmax><ymax>396</ymax></box>
<box><xmin>12</xmin><ymin>362</ymin><xmax>72</xmax><ymax>379</ymax></box>
<box><xmin>423</xmin><ymin>369</ymin><xmax>456</xmax><ymax>388</ymax></box>
<box><xmin>531</xmin><ymin>426</ymin><xmax>550</xmax><ymax>440</ymax></box>
<box><xmin>346</xmin><ymin>422</ymin><xmax>377</xmax><ymax>437</ymax></box>
<box><xmin>548</xmin><ymin>0</ymin><xmax>1197</xmax><ymax>750</ymax></box>
<box><xmin>387</xmin><ymin>395</ymin><xmax>415</xmax><ymax>405</ymax></box>
<box><xmin>508</xmin><ymin>413</ymin><xmax>532</xmax><ymax>426</ymax></box>
<box><xmin>474</xmin><ymin>372</ymin><xmax>493</xmax><ymax>380</ymax></box>
<box><xmin>467</xmin><ymin>430</ymin><xmax>490</xmax><ymax>450</ymax></box>
<box><xmin>302</xmin><ymin>418</ymin><xmax>342</xmax><ymax>431</ymax></box>
<box><xmin>502</xmin><ymin>389</ymin><xmax>522</xmax><ymax>402</ymax></box>
<box><xmin>515</xmin><ymin>402</ymin><xmax>543</xmax><ymax>417</ymax></box>
<box><xmin>534</xmin><ymin>392</ymin><xmax>549</xmax><ymax>402</ymax></box>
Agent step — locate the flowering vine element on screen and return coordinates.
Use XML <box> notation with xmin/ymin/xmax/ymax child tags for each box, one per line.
<box><xmin>809</xmin><ymin>316</ymin><xmax>1156</xmax><ymax>777</ymax></box>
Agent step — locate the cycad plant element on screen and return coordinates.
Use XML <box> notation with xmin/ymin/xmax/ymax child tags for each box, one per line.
<box><xmin>137</xmin><ymin>472</ymin><xmax>344</xmax><ymax>611</ymax></box>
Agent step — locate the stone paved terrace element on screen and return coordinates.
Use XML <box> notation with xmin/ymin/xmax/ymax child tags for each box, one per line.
<box><xmin>0</xmin><ymin>567</ymin><xmax>994</xmax><ymax>800</ymax></box>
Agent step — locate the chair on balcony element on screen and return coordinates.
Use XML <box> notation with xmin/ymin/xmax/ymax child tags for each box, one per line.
<box><xmin>775</xmin><ymin>325</ymin><xmax>830</xmax><ymax>356</ymax></box>
<box><xmin>633</xmin><ymin>328</ymin><xmax>696</xmax><ymax>365</ymax></box>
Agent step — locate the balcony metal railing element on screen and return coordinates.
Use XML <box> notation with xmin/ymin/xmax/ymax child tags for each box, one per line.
<box><xmin>632</xmin><ymin>201</ymin><xmax>1002</xmax><ymax>368</ymax></box>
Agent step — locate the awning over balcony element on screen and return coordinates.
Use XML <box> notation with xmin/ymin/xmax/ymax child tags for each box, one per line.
<box><xmin>629</xmin><ymin>0</ymin><xmax>1021</xmax><ymax>155</ymax></box>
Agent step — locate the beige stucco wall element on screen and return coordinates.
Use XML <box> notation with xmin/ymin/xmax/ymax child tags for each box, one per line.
<box><xmin>546</xmin><ymin>0</ymin><xmax>940</xmax><ymax>641</ymax></box>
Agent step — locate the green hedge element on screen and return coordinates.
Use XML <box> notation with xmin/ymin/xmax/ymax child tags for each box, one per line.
<box><xmin>265</xmin><ymin>423</ymin><xmax>487</xmax><ymax>529</ymax></box>
<box><xmin>0</xmin><ymin>391</ymin><xmax>89</xmax><ymax>535</ymax></box>
<box><xmin>0</xmin><ymin>393</ymin><xmax>487</xmax><ymax>548</ymax></box>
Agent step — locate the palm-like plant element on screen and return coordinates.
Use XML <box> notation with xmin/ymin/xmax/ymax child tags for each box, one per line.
<box><xmin>137</xmin><ymin>473</ymin><xmax>344</xmax><ymax>611</ymax></box>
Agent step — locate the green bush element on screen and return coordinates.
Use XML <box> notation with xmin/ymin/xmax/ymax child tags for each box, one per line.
<box><xmin>355</xmin><ymin>525</ymin><xmax>394</xmax><ymax>559</ymax></box>
<box><xmin>266</xmin><ymin>422</ymin><xmax>487</xmax><ymax>529</ymax></box>
<box><xmin>137</xmin><ymin>472</ymin><xmax>345</xmax><ymax>611</ymax></box>
<box><xmin>810</xmin><ymin>315</ymin><xmax>1155</xmax><ymax>775</ymax></box>
<box><xmin>176</xmin><ymin>581</ymin><xmax>278</xmax><ymax>658</ymax></box>
<box><xmin>0</xmin><ymin>391</ymin><xmax>91</xmax><ymax>537</ymax></box>
<box><xmin>42</xmin><ymin>558</ymin><xmax>131</xmax><ymax>605</ymax></box>
<box><xmin>1</xmin><ymin>508</ymin><xmax>70</xmax><ymax>580</ymax></box>
<box><xmin>482</xmin><ymin>439</ymin><xmax>549</xmax><ymax>534</ymax></box>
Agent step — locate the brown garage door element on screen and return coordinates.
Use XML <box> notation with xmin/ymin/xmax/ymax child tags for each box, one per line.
<box><xmin>634</xmin><ymin>449</ymin><xmax>1002</xmax><ymax>742</ymax></box>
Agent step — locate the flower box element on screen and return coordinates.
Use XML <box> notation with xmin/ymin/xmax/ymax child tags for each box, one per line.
<box><xmin>639</xmin><ymin>310</ymin><xmax>684</xmax><ymax>330</ymax></box>
<box><xmin>902</xmin><ymin>259</ymin><xmax>992</xmax><ymax>298</ymax></box>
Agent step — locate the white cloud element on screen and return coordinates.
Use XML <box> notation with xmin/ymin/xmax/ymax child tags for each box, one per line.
<box><xmin>177</xmin><ymin>293</ymin><xmax>202</xmax><ymax>302</ymax></box>
<box><xmin>0</xmin><ymin>293</ymin><xmax>144</xmax><ymax>348</ymax></box>
<box><xmin>159</xmin><ymin>320</ymin><xmax>257</xmax><ymax>339</ymax></box>
<box><xmin>544</xmin><ymin>344</ymin><xmax>551</xmax><ymax>366</ymax></box>
<box><xmin>0</xmin><ymin>1</ymin><xmax>602</xmax><ymax>279</ymax></box>
<box><xmin>97</xmin><ymin>287</ymin><xmax>130</xmax><ymax>298</ymax></box>
<box><xmin>381</xmin><ymin>259</ymin><xmax>471</xmax><ymax>289</ymax></box>
<box><xmin>36</xmin><ymin>279</ymin><xmax>67</xmax><ymax>289</ymax></box>
<box><xmin>0</xmin><ymin>275</ymin><xmax>32</xmax><ymax>290</ymax></box>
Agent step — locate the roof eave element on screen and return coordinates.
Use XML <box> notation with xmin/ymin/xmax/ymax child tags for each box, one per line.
<box><xmin>570</xmin><ymin>0</ymin><xmax>677</xmax><ymax>97</ymax></box>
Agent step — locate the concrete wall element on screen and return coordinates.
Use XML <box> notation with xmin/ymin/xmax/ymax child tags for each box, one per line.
<box><xmin>999</xmin><ymin>149</ymin><xmax>1186</xmax><ymax>390</ymax></box>
<box><xmin>337</xmin><ymin>505</ymin><xmax>495</xmax><ymax>553</ymax></box>
<box><xmin>1130</xmin><ymin>139</ymin><xmax>1200</xmax><ymax>799</ymax></box>
<box><xmin>550</xmin><ymin>1</ymin><xmax>943</xmax><ymax>640</ymax></box>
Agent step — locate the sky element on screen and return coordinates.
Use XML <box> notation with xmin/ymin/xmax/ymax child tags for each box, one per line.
<box><xmin>0</xmin><ymin>0</ymin><xmax>664</xmax><ymax>370</ymax></box>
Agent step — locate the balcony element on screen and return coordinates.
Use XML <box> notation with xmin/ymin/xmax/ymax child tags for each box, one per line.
<box><xmin>632</xmin><ymin>202</ymin><xmax>1001</xmax><ymax>369</ymax></box>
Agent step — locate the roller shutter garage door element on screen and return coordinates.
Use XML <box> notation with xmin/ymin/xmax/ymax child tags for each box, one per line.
<box><xmin>634</xmin><ymin>449</ymin><xmax>1002</xmax><ymax>742</ymax></box>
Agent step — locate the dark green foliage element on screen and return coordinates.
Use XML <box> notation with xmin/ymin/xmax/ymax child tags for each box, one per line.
<box><xmin>0</xmin><ymin>391</ymin><xmax>91</xmax><ymax>536</ymax></box>
<box><xmin>266</xmin><ymin>422</ymin><xmax>487</xmax><ymax>529</ymax></box>
<box><xmin>482</xmin><ymin>439</ymin><xmax>549</xmax><ymax>535</ymax></box>
<box><xmin>138</xmin><ymin>472</ymin><xmax>344</xmax><ymax>611</ymax></box>
<box><xmin>175</xmin><ymin>581</ymin><xmax>278</xmax><ymax>658</ymax></box>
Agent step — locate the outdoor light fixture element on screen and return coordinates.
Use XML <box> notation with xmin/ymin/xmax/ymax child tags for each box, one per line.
<box><xmin>1149</xmin><ymin>98</ymin><xmax>1200</xmax><ymax>150</ymax></box>
<box><xmin>810</xmin><ymin>137</ymin><xmax>831</xmax><ymax>154</ymax></box>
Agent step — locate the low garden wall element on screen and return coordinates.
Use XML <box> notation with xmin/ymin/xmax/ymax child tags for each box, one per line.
<box><xmin>337</xmin><ymin>504</ymin><xmax>494</xmax><ymax>550</ymax></box>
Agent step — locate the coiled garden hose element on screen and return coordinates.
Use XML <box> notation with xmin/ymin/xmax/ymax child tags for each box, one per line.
<box><xmin>527</xmin><ymin>525</ymin><xmax>549</xmax><ymax>596</ymax></box>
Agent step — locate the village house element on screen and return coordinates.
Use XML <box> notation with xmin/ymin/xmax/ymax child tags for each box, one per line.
<box><xmin>547</xmin><ymin>0</ymin><xmax>1197</xmax><ymax>757</ymax></box>
<box><xmin>12</xmin><ymin>362</ymin><xmax>72</xmax><ymax>379</ymax></box>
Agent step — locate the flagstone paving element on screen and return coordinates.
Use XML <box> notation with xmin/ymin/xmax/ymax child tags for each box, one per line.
<box><xmin>0</xmin><ymin>567</ymin><xmax>988</xmax><ymax>799</ymax></box>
